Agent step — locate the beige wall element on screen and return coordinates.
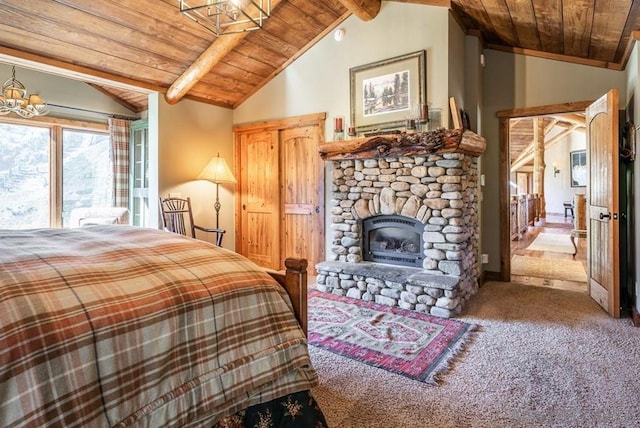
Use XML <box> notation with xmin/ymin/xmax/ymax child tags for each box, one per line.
<box><xmin>234</xmin><ymin>3</ymin><xmax>452</xmax><ymax>132</ymax></box>
<box><xmin>481</xmin><ymin>50</ymin><xmax>627</xmax><ymax>272</ymax></box>
<box><xmin>151</xmin><ymin>94</ymin><xmax>235</xmax><ymax>249</ymax></box>
<box><xmin>448</xmin><ymin>12</ymin><xmax>466</xmax><ymax>120</ymax></box>
<box><xmin>464</xmin><ymin>36</ymin><xmax>484</xmax><ymax>134</ymax></box>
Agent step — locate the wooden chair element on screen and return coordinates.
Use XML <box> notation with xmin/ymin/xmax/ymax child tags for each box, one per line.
<box><xmin>159</xmin><ymin>196</ymin><xmax>225</xmax><ymax>246</ymax></box>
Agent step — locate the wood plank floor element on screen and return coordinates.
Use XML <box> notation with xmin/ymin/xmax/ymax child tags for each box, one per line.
<box><xmin>510</xmin><ymin>214</ymin><xmax>588</xmax><ymax>293</ymax></box>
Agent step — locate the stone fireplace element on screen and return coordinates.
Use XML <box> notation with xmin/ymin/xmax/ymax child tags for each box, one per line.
<box><xmin>316</xmin><ymin>129</ymin><xmax>486</xmax><ymax>318</ymax></box>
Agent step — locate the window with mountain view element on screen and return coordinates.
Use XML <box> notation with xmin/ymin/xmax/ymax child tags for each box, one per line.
<box><xmin>0</xmin><ymin>122</ymin><xmax>111</xmax><ymax>229</ymax></box>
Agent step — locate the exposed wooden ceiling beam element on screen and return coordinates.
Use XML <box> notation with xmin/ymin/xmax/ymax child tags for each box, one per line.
<box><xmin>335</xmin><ymin>0</ymin><xmax>381</xmax><ymax>21</ymax></box>
<box><xmin>544</xmin><ymin>118</ymin><xmax>559</xmax><ymax>135</ymax></box>
<box><xmin>511</xmin><ymin>137</ymin><xmax>537</xmax><ymax>169</ymax></box>
<box><xmin>509</xmin><ymin>118</ymin><xmax>525</xmax><ymax>129</ymax></box>
<box><xmin>510</xmin><ymin>125</ymin><xmax>580</xmax><ymax>172</ymax></box>
<box><xmin>165</xmin><ymin>0</ymin><xmax>284</xmax><ymax>105</ymax></box>
<box><xmin>550</xmin><ymin>113</ymin><xmax>586</xmax><ymax>126</ymax></box>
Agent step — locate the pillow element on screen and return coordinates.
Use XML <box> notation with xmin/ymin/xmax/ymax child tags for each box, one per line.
<box><xmin>79</xmin><ymin>217</ymin><xmax>118</xmax><ymax>226</ymax></box>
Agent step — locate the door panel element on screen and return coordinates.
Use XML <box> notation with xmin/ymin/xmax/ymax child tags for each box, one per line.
<box><xmin>586</xmin><ymin>89</ymin><xmax>620</xmax><ymax>317</ymax></box>
<box><xmin>239</xmin><ymin>130</ymin><xmax>280</xmax><ymax>269</ymax></box>
<box><xmin>280</xmin><ymin>126</ymin><xmax>324</xmax><ymax>272</ymax></box>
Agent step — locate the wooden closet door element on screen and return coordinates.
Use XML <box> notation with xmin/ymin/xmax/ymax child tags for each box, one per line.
<box><xmin>239</xmin><ymin>130</ymin><xmax>280</xmax><ymax>269</ymax></box>
<box><xmin>280</xmin><ymin>126</ymin><xmax>324</xmax><ymax>272</ymax></box>
<box><xmin>235</xmin><ymin>113</ymin><xmax>326</xmax><ymax>271</ymax></box>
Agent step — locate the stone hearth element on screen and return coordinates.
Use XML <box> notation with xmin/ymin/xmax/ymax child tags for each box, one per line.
<box><xmin>316</xmin><ymin>130</ymin><xmax>485</xmax><ymax>318</ymax></box>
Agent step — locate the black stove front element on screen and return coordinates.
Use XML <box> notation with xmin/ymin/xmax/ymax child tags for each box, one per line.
<box><xmin>362</xmin><ymin>215</ymin><xmax>424</xmax><ymax>268</ymax></box>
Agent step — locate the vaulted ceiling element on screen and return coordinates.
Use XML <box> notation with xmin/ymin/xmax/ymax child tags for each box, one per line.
<box><xmin>0</xmin><ymin>0</ymin><xmax>637</xmax><ymax>116</ymax></box>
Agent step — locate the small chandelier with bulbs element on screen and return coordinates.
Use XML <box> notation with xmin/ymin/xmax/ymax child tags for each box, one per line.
<box><xmin>179</xmin><ymin>0</ymin><xmax>270</xmax><ymax>36</ymax></box>
<box><xmin>0</xmin><ymin>66</ymin><xmax>48</xmax><ymax>118</ymax></box>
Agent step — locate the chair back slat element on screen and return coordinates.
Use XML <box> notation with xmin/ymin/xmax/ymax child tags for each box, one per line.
<box><xmin>159</xmin><ymin>196</ymin><xmax>196</xmax><ymax>238</ymax></box>
<box><xmin>159</xmin><ymin>196</ymin><xmax>225</xmax><ymax>246</ymax></box>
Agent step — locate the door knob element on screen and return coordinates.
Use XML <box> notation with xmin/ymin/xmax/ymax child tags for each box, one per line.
<box><xmin>599</xmin><ymin>212</ymin><xmax>611</xmax><ymax>220</ymax></box>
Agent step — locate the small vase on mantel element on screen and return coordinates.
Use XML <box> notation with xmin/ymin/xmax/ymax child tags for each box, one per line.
<box><xmin>333</xmin><ymin>116</ymin><xmax>345</xmax><ymax>141</ymax></box>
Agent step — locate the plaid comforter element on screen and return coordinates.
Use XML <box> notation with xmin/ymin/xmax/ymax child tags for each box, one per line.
<box><xmin>0</xmin><ymin>226</ymin><xmax>318</xmax><ymax>427</ymax></box>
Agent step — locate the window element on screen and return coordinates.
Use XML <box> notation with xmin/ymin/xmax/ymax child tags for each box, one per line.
<box><xmin>62</xmin><ymin>129</ymin><xmax>113</xmax><ymax>226</ymax></box>
<box><xmin>129</xmin><ymin>120</ymin><xmax>149</xmax><ymax>227</ymax></box>
<box><xmin>0</xmin><ymin>119</ymin><xmax>111</xmax><ymax>229</ymax></box>
<box><xmin>0</xmin><ymin>123</ymin><xmax>51</xmax><ymax>229</ymax></box>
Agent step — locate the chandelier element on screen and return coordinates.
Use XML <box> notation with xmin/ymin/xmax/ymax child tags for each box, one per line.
<box><xmin>178</xmin><ymin>0</ymin><xmax>270</xmax><ymax>36</ymax></box>
<box><xmin>0</xmin><ymin>66</ymin><xmax>48</xmax><ymax>118</ymax></box>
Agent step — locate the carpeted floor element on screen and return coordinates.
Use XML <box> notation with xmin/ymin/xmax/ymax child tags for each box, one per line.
<box><xmin>310</xmin><ymin>281</ymin><xmax>640</xmax><ymax>427</ymax></box>
<box><xmin>525</xmin><ymin>232</ymin><xmax>575</xmax><ymax>254</ymax></box>
<box><xmin>511</xmin><ymin>254</ymin><xmax>587</xmax><ymax>282</ymax></box>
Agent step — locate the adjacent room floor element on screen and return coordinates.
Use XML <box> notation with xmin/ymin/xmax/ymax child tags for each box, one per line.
<box><xmin>510</xmin><ymin>213</ymin><xmax>587</xmax><ymax>293</ymax></box>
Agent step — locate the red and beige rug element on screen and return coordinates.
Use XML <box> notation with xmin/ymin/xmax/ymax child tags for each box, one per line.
<box><xmin>308</xmin><ymin>289</ymin><xmax>476</xmax><ymax>385</ymax></box>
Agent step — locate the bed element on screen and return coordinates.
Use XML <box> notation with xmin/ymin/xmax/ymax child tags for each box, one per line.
<box><xmin>0</xmin><ymin>225</ymin><xmax>326</xmax><ymax>427</ymax></box>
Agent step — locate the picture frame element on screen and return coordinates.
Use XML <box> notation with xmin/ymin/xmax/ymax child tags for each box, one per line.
<box><xmin>570</xmin><ymin>150</ymin><xmax>587</xmax><ymax>187</ymax></box>
<box><xmin>350</xmin><ymin>50</ymin><xmax>426</xmax><ymax>133</ymax></box>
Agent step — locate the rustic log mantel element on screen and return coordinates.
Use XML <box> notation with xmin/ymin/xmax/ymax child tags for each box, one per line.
<box><xmin>318</xmin><ymin>129</ymin><xmax>487</xmax><ymax>160</ymax></box>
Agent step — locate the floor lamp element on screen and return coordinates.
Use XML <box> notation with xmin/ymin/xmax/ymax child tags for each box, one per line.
<box><xmin>198</xmin><ymin>153</ymin><xmax>237</xmax><ymax>228</ymax></box>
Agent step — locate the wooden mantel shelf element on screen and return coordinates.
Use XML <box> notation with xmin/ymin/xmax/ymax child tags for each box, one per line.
<box><xmin>318</xmin><ymin>128</ymin><xmax>486</xmax><ymax>161</ymax></box>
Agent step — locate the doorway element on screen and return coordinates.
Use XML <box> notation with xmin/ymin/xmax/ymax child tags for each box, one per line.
<box><xmin>497</xmin><ymin>101</ymin><xmax>593</xmax><ymax>291</ymax></box>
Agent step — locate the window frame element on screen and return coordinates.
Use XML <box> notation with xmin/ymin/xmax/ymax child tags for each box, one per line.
<box><xmin>0</xmin><ymin>115</ymin><xmax>109</xmax><ymax>228</ymax></box>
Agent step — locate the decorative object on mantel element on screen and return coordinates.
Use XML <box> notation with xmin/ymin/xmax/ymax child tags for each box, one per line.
<box><xmin>449</xmin><ymin>97</ymin><xmax>462</xmax><ymax>129</ymax></box>
<box><xmin>0</xmin><ymin>66</ymin><xmax>48</xmax><ymax>118</ymax></box>
<box><xmin>333</xmin><ymin>115</ymin><xmax>344</xmax><ymax>141</ymax></box>
<box><xmin>308</xmin><ymin>289</ymin><xmax>477</xmax><ymax>385</ymax></box>
<box><xmin>350</xmin><ymin>50</ymin><xmax>426</xmax><ymax>133</ymax></box>
<box><xmin>198</xmin><ymin>153</ymin><xmax>237</xmax><ymax>228</ymax></box>
<box><xmin>318</xmin><ymin>128</ymin><xmax>486</xmax><ymax>160</ymax></box>
<box><xmin>178</xmin><ymin>0</ymin><xmax>270</xmax><ymax>36</ymax></box>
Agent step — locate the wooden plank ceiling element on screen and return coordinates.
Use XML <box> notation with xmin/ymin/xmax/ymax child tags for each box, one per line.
<box><xmin>0</xmin><ymin>1</ymin><xmax>637</xmax><ymax>113</ymax></box>
<box><xmin>450</xmin><ymin>0</ymin><xmax>638</xmax><ymax>69</ymax></box>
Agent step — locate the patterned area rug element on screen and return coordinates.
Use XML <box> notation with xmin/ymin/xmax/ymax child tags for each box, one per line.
<box><xmin>525</xmin><ymin>232</ymin><xmax>575</xmax><ymax>254</ymax></box>
<box><xmin>511</xmin><ymin>255</ymin><xmax>588</xmax><ymax>282</ymax></box>
<box><xmin>308</xmin><ymin>290</ymin><xmax>476</xmax><ymax>385</ymax></box>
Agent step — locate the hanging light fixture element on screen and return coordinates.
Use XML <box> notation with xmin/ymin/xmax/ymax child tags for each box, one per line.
<box><xmin>0</xmin><ymin>66</ymin><xmax>48</xmax><ymax>118</ymax></box>
<box><xmin>178</xmin><ymin>0</ymin><xmax>270</xmax><ymax>36</ymax></box>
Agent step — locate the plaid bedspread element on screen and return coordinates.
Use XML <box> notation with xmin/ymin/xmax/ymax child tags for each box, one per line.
<box><xmin>0</xmin><ymin>226</ymin><xmax>318</xmax><ymax>427</ymax></box>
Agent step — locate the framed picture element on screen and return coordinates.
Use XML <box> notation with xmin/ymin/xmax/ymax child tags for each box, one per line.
<box><xmin>350</xmin><ymin>50</ymin><xmax>426</xmax><ymax>133</ymax></box>
<box><xmin>570</xmin><ymin>150</ymin><xmax>587</xmax><ymax>187</ymax></box>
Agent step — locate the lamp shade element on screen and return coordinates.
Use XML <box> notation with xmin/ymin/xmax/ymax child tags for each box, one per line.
<box><xmin>198</xmin><ymin>155</ymin><xmax>236</xmax><ymax>184</ymax></box>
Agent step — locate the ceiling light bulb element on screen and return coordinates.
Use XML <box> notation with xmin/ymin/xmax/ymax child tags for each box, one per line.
<box><xmin>334</xmin><ymin>28</ymin><xmax>345</xmax><ymax>42</ymax></box>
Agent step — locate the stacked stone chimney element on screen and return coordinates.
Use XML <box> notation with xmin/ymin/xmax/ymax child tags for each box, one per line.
<box><xmin>316</xmin><ymin>130</ymin><xmax>485</xmax><ymax>318</ymax></box>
